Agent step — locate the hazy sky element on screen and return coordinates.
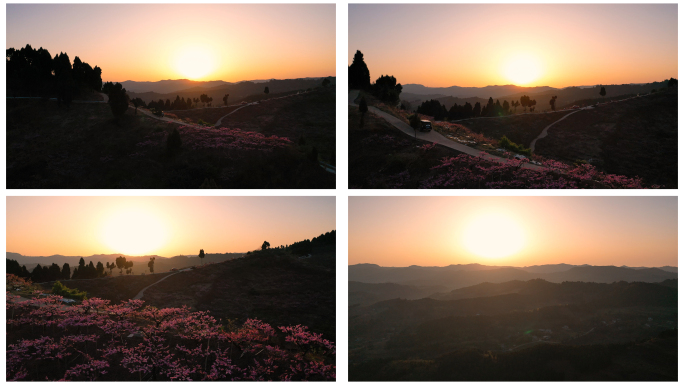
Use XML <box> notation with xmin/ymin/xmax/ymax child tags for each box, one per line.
<box><xmin>7</xmin><ymin>197</ymin><xmax>335</xmax><ymax>257</ymax></box>
<box><xmin>7</xmin><ymin>4</ymin><xmax>335</xmax><ymax>82</ymax></box>
<box><xmin>349</xmin><ymin>4</ymin><xmax>678</xmax><ymax>88</ymax></box>
<box><xmin>349</xmin><ymin>197</ymin><xmax>677</xmax><ymax>268</ymax></box>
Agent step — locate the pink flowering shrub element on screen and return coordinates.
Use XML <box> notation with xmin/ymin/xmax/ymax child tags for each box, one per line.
<box><xmin>132</xmin><ymin>125</ymin><xmax>293</xmax><ymax>157</ymax></box>
<box><xmin>6</xmin><ymin>290</ymin><xmax>335</xmax><ymax>381</ymax></box>
<box><xmin>420</xmin><ymin>153</ymin><xmax>656</xmax><ymax>189</ymax></box>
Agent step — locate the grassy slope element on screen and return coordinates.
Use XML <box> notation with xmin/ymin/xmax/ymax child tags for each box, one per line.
<box><xmin>7</xmin><ymin>97</ymin><xmax>334</xmax><ymax>188</ymax></box>
<box><xmin>457</xmin><ymin>110</ymin><xmax>575</xmax><ymax>148</ymax></box>
<box><xmin>142</xmin><ymin>248</ymin><xmax>336</xmax><ymax>340</ymax></box>
<box><xmin>39</xmin><ymin>273</ymin><xmax>174</xmax><ymax>304</ymax></box>
<box><xmin>348</xmin><ymin>105</ymin><xmax>467</xmax><ymax>189</ymax></box>
<box><xmin>212</xmin><ymin>89</ymin><xmax>336</xmax><ymax>161</ymax></box>
<box><xmin>534</xmin><ymin>90</ymin><xmax>677</xmax><ymax>187</ymax></box>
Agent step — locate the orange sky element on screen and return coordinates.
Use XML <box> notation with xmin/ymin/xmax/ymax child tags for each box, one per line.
<box><xmin>7</xmin><ymin>4</ymin><xmax>335</xmax><ymax>82</ymax></box>
<box><xmin>349</xmin><ymin>4</ymin><xmax>678</xmax><ymax>88</ymax></box>
<box><xmin>7</xmin><ymin>197</ymin><xmax>335</xmax><ymax>257</ymax></box>
<box><xmin>349</xmin><ymin>197</ymin><xmax>677</xmax><ymax>268</ymax></box>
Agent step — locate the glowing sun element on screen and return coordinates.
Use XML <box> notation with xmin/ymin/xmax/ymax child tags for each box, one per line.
<box><xmin>502</xmin><ymin>54</ymin><xmax>543</xmax><ymax>86</ymax></box>
<box><xmin>174</xmin><ymin>46</ymin><xmax>216</xmax><ymax>80</ymax></box>
<box><xmin>101</xmin><ymin>208</ymin><xmax>169</xmax><ymax>255</ymax></box>
<box><xmin>462</xmin><ymin>212</ymin><xmax>526</xmax><ymax>259</ymax></box>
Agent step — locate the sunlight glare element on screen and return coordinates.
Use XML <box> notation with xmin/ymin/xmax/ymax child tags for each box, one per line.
<box><xmin>101</xmin><ymin>208</ymin><xmax>169</xmax><ymax>256</ymax></box>
<box><xmin>502</xmin><ymin>54</ymin><xmax>543</xmax><ymax>86</ymax></box>
<box><xmin>462</xmin><ymin>212</ymin><xmax>526</xmax><ymax>259</ymax></box>
<box><xmin>174</xmin><ymin>46</ymin><xmax>216</xmax><ymax>80</ymax></box>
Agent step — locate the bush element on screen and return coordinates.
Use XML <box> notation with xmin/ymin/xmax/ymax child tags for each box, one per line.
<box><xmin>51</xmin><ymin>281</ymin><xmax>87</xmax><ymax>301</ymax></box>
<box><xmin>499</xmin><ymin>135</ymin><xmax>531</xmax><ymax>156</ymax></box>
<box><xmin>166</xmin><ymin>128</ymin><xmax>182</xmax><ymax>155</ymax></box>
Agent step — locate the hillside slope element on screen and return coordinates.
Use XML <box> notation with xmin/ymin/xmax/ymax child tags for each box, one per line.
<box><xmin>534</xmin><ymin>89</ymin><xmax>677</xmax><ymax>187</ymax></box>
<box><xmin>142</xmin><ymin>247</ymin><xmax>336</xmax><ymax>340</ymax></box>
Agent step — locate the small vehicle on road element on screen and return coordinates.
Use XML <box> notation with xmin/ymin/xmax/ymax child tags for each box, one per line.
<box><xmin>420</xmin><ymin>120</ymin><xmax>432</xmax><ymax>132</ymax></box>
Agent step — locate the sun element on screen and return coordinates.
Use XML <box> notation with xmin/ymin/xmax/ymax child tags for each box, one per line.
<box><xmin>100</xmin><ymin>208</ymin><xmax>169</xmax><ymax>256</ymax></box>
<box><xmin>462</xmin><ymin>212</ymin><xmax>526</xmax><ymax>259</ymax></box>
<box><xmin>502</xmin><ymin>54</ymin><xmax>543</xmax><ymax>86</ymax></box>
<box><xmin>173</xmin><ymin>46</ymin><xmax>216</xmax><ymax>80</ymax></box>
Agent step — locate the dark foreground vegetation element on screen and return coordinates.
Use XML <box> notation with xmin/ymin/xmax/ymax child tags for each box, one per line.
<box><xmin>349</xmin><ymin>279</ymin><xmax>677</xmax><ymax>381</ymax></box>
<box><xmin>348</xmin><ymin>106</ymin><xmax>656</xmax><ymax>189</ymax></box>
<box><xmin>7</xmin><ymin>97</ymin><xmax>333</xmax><ymax>188</ymax></box>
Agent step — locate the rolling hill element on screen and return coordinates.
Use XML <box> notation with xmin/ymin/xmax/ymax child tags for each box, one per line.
<box><xmin>127</xmin><ymin>77</ymin><xmax>335</xmax><ymax>105</ymax></box>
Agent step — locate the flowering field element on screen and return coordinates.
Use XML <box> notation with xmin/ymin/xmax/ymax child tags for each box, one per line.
<box><xmin>6</xmin><ymin>285</ymin><xmax>335</xmax><ymax>381</ymax></box>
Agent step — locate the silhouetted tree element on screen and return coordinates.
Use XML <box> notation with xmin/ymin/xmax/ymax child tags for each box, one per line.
<box><xmin>61</xmin><ymin>263</ymin><xmax>71</xmax><ymax>280</ymax></box>
<box><xmin>372</xmin><ymin>75</ymin><xmax>402</xmax><ymax>105</ymax></box>
<box><xmin>348</xmin><ymin>50</ymin><xmax>371</xmax><ymax>90</ymax></box>
<box><xmin>322</xmin><ymin>77</ymin><xmax>331</xmax><ymax>88</ymax></box>
<box><xmin>668</xmin><ymin>77</ymin><xmax>678</xmax><ymax>87</ymax></box>
<box><xmin>107</xmin><ymin>262</ymin><xmax>116</xmax><ymax>275</ymax></box>
<box><xmin>264</xmin><ymin>86</ymin><xmax>270</xmax><ymax>95</ymax></box>
<box><xmin>115</xmin><ymin>256</ymin><xmax>127</xmax><ymax>274</ymax></box>
<box><xmin>261</xmin><ymin>241</ymin><xmax>271</xmax><ymax>250</ymax></box>
<box><xmin>131</xmin><ymin>97</ymin><xmax>145</xmax><ymax>114</ymax></box>
<box><xmin>167</xmin><ymin>127</ymin><xmax>182</xmax><ymax>156</ymax></box>
<box><xmin>417</xmin><ymin>99</ymin><xmax>447</xmax><ymax>120</ymax></box>
<box><xmin>108</xmin><ymin>82</ymin><xmax>129</xmax><ymax>123</ymax></box>
<box><xmin>529</xmin><ymin>99</ymin><xmax>537</xmax><ymax>112</ymax></box>
<box><xmin>148</xmin><ymin>257</ymin><xmax>155</xmax><ymax>274</ymax></box>
<box><xmin>199</xmin><ymin>249</ymin><xmax>205</xmax><ymax>265</ymax></box>
<box><xmin>96</xmin><ymin>261</ymin><xmax>105</xmax><ymax>277</ymax></box>
<box><xmin>600</xmin><ymin>86</ymin><xmax>606</xmax><ymax>98</ymax></box>
<box><xmin>124</xmin><ymin>261</ymin><xmax>134</xmax><ymax>275</ymax></box>
<box><xmin>473</xmin><ymin>102</ymin><xmax>482</xmax><ymax>117</ymax></box>
<box><xmin>223</xmin><ymin>94</ymin><xmax>229</xmax><ymax>106</ymax></box>
<box><xmin>520</xmin><ymin>95</ymin><xmax>531</xmax><ymax>112</ymax></box>
<box><xmin>549</xmin><ymin>95</ymin><xmax>557</xmax><ymax>111</ymax></box>
<box><xmin>408</xmin><ymin>113</ymin><xmax>421</xmax><ymax>138</ymax></box>
<box><xmin>359</xmin><ymin>97</ymin><xmax>368</xmax><ymax>126</ymax></box>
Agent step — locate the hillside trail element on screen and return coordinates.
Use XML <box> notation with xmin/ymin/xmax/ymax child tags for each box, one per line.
<box><xmin>213</xmin><ymin>90</ymin><xmax>311</xmax><ymax>127</ymax></box>
<box><xmin>528</xmin><ymin>94</ymin><xmax>646</xmax><ymax>152</ymax></box>
<box><xmin>348</xmin><ymin>90</ymin><xmax>543</xmax><ymax>170</ymax></box>
<box><xmin>132</xmin><ymin>268</ymin><xmax>191</xmax><ymax>300</ymax></box>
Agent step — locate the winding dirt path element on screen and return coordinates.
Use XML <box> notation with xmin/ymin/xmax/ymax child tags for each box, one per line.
<box><xmin>132</xmin><ymin>269</ymin><xmax>191</xmax><ymax>300</ymax></box>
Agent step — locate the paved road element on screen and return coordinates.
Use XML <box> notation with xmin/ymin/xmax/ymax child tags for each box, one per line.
<box><xmin>349</xmin><ymin>90</ymin><xmax>543</xmax><ymax>170</ymax></box>
<box><xmin>132</xmin><ymin>268</ymin><xmax>191</xmax><ymax>300</ymax></box>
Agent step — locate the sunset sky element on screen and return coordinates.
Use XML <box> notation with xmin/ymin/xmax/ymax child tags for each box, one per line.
<box><xmin>349</xmin><ymin>197</ymin><xmax>677</xmax><ymax>268</ymax></box>
<box><xmin>349</xmin><ymin>4</ymin><xmax>677</xmax><ymax>88</ymax></box>
<box><xmin>7</xmin><ymin>197</ymin><xmax>335</xmax><ymax>257</ymax></box>
<box><xmin>7</xmin><ymin>4</ymin><xmax>335</xmax><ymax>82</ymax></box>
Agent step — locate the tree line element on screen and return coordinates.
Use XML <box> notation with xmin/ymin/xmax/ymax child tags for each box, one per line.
<box><xmin>7</xmin><ymin>44</ymin><xmax>103</xmax><ymax>106</ymax></box>
<box><xmin>6</xmin><ymin>256</ymin><xmax>142</xmax><ymax>283</ymax></box>
<box><xmin>417</xmin><ymin>95</ymin><xmax>539</xmax><ymax>121</ymax></box>
<box><xmin>349</xmin><ymin>50</ymin><xmax>403</xmax><ymax>105</ymax></box>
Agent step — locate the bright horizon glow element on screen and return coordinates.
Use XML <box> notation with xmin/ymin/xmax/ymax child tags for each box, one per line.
<box><xmin>462</xmin><ymin>212</ymin><xmax>526</xmax><ymax>259</ymax></box>
<box><xmin>173</xmin><ymin>46</ymin><xmax>217</xmax><ymax>80</ymax></box>
<box><xmin>7</xmin><ymin>197</ymin><xmax>335</xmax><ymax>257</ymax></box>
<box><xmin>7</xmin><ymin>4</ymin><xmax>335</xmax><ymax>82</ymax></box>
<box><xmin>349</xmin><ymin>197</ymin><xmax>677</xmax><ymax>268</ymax></box>
<box><xmin>100</xmin><ymin>208</ymin><xmax>169</xmax><ymax>256</ymax></box>
<box><xmin>502</xmin><ymin>54</ymin><xmax>543</xmax><ymax>86</ymax></box>
<box><xmin>349</xmin><ymin>4</ymin><xmax>677</xmax><ymax>88</ymax></box>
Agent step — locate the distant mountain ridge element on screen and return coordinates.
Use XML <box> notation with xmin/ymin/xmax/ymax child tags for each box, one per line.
<box><xmin>126</xmin><ymin>77</ymin><xmax>335</xmax><ymax>104</ymax></box>
<box><xmin>119</xmin><ymin>77</ymin><xmax>333</xmax><ymax>95</ymax></box>
<box><xmin>400</xmin><ymin>80</ymin><xmax>670</xmax><ymax>110</ymax></box>
<box><xmin>349</xmin><ymin>263</ymin><xmax>677</xmax><ymax>289</ymax></box>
